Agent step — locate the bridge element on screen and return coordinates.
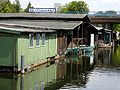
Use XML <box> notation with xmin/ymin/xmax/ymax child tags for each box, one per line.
<box><xmin>90</xmin><ymin>16</ymin><xmax>120</xmax><ymax>24</ymax></box>
<box><xmin>88</xmin><ymin>11</ymin><xmax>120</xmax><ymax>23</ymax></box>
<box><xmin>87</xmin><ymin>11</ymin><xmax>120</xmax><ymax>29</ymax></box>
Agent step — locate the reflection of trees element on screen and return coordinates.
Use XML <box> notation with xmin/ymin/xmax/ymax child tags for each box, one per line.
<box><xmin>112</xmin><ymin>46</ymin><xmax>120</xmax><ymax>66</ymax></box>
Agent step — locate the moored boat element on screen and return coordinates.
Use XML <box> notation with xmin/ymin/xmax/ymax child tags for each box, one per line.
<box><xmin>79</xmin><ymin>45</ymin><xmax>93</xmax><ymax>52</ymax></box>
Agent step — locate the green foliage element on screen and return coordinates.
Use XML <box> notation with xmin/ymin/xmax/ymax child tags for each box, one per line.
<box><xmin>112</xmin><ymin>24</ymin><xmax>120</xmax><ymax>32</ymax></box>
<box><xmin>0</xmin><ymin>0</ymin><xmax>21</xmax><ymax>13</ymax></box>
<box><xmin>95</xmin><ymin>11</ymin><xmax>104</xmax><ymax>15</ymax></box>
<box><xmin>104</xmin><ymin>10</ymin><xmax>117</xmax><ymax>15</ymax></box>
<box><xmin>24</xmin><ymin>2</ymin><xmax>33</xmax><ymax>13</ymax></box>
<box><xmin>59</xmin><ymin>1</ymin><xmax>89</xmax><ymax>14</ymax></box>
<box><xmin>95</xmin><ymin>10</ymin><xmax>117</xmax><ymax>16</ymax></box>
<box><xmin>0</xmin><ymin>1</ymin><xmax>16</xmax><ymax>13</ymax></box>
<box><xmin>13</xmin><ymin>0</ymin><xmax>21</xmax><ymax>13</ymax></box>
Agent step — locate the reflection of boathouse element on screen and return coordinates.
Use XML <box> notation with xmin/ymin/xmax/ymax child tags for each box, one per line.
<box><xmin>94</xmin><ymin>48</ymin><xmax>112</xmax><ymax>67</ymax></box>
<box><xmin>65</xmin><ymin>54</ymin><xmax>95</xmax><ymax>86</ymax></box>
<box><xmin>0</xmin><ymin>61</ymin><xmax>67</xmax><ymax>90</ymax></box>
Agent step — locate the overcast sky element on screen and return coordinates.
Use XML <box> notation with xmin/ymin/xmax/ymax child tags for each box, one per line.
<box><xmin>10</xmin><ymin>0</ymin><xmax>120</xmax><ymax>11</ymax></box>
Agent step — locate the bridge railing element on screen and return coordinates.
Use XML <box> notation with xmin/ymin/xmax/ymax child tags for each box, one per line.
<box><xmin>88</xmin><ymin>11</ymin><xmax>120</xmax><ymax>17</ymax></box>
<box><xmin>58</xmin><ymin>11</ymin><xmax>120</xmax><ymax>17</ymax></box>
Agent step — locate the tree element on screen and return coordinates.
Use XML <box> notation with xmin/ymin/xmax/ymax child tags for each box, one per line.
<box><xmin>0</xmin><ymin>0</ymin><xmax>16</xmax><ymax>13</ymax></box>
<box><xmin>13</xmin><ymin>0</ymin><xmax>21</xmax><ymax>13</ymax></box>
<box><xmin>0</xmin><ymin>0</ymin><xmax>21</xmax><ymax>13</ymax></box>
<box><xmin>95</xmin><ymin>11</ymin><xmax>104</xmax><ymax>15</ymax></box>
<box><xmin>0</xmin><ymin>0</ymin><xmax>8</xmax><ymax>3</ymax></box>
<box><xmin>94</xmin><ymin>10</ymin><xmax>117</xmax><ymax>16</ymax></box>
<box><xmin>112</xmin><ymin>24</ymin><xmax>120</xmax><ymax>32</ymax></box>
<box><xmin>59</xmin><ymin>1</ymin><xmax>89</xmax><ymax>14</ymax></box>
<box><xmin>104</xmin><ymin>10</ymin><xmax>117</xmax><ymax>15</ymax></box>
<box><xmin>24</xmin><ymin>2</ymin><xmax>33</xmax><ymax>13</ymax></box>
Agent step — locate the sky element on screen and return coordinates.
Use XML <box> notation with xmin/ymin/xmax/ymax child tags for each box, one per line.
<box><xmin>10</xmin><ymin>0</ymin><xmax>120</xmax><ymax>11</ymax></box>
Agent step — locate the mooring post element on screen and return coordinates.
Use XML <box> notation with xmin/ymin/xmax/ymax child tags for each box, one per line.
<box><xmin>21</xmin><ymin>55</ymin><xmax>25</xmax><ymax>74</ymax></box>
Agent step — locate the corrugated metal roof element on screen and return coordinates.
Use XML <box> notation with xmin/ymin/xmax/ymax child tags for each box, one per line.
<box><xmin>0</xmin><ymin>13</ymin><xmax>86</xmax><ymax>33</ymax></box>
<box><xmin>0</xmin><ymin>20</ymin><xmax>82</xmax><ymax>30</ymax></box>
<box><xmin>0</xmin><ymin>13</ymin><xmax>87</xmax><ymax>20</ymax></box>
<box><xmin>94</xmin><ymin>26</ymin><xmax>103</xmax><ymax>30</ymax></box>
<box><xmin>104</xmin><ymin>29</ymin><xmax>112</xmax><ymax>32</ymax></box>
<box><xmin>95</xmin><ymin>27</ymin><xmax>112</xmax><ymax>32</ymax></box>
<box><xmin>0</xmin><ymin>25</ymin><xmax>56</xmax><ymax>34</ymax></box>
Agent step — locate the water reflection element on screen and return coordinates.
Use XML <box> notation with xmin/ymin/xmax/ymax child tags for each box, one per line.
<box><xmin>60</xmin><ymin>46</ymin><xmax>120</xmax><ymax>90</ymax></box>
<box><xmin>0</xmin><ymin>73</ymin><xmax>17</xmax><ymax>90</ymax></box>
<box><xmin>94</xmin><ymin>48</ymin><xmax>112</xmax><ymax>67</ymax></box>
<box><xmin>0</xmin><ymin>46</ymin><xmax>120</xmax><ymax>90</ymax></box>
<box><xmin>61</xmin><ymin>52</ymin><xmax>95</xmax><ymax>89</ymax></box>
<box><xmin>0</xmin><ymin>60</ymin><xmax>67</xmax><ymax>90</ymax></box>
<box><xmin>112</xmin><ymin>45</ymin><xmax>120</xmax><ymax>66</ymax></box>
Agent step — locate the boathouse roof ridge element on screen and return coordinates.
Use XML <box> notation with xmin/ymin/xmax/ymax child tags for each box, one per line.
<box><xmin>94</xmin><ymin>26</ymin><xmax>103</xmax><ymax>30</ymax></box>
<box><xmin>0</xmin><ymin>24</ymin><xmax>56</xmax><ymax>34</ymax></box>
<box><xmin>0</xmin><ymin>20</ymin><xmax>82</xmax><ymax>30</ymax></box>
<box><xmin>0</xmin><ymin>13</ymin><xmax>88</xmax><ymax>21</ymax></box>
<box><xmin>94</xmin><ymin>26</ymin><xmax>112</xmax><ymax>32</ymax></box>
<box><xmin>0</xmin><ymin>13</ymin><xmax>89</xmax><ymax>33</ymax></box>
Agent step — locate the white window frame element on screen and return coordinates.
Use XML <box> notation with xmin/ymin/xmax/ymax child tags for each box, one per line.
<box><xmin>29</xmin><ymin>33</ymin><xmax>34</xmax><ymax>48</ymax></box>
<box><xmin>36</xmin><ymin>33</ymin><xmax>40</xmax><ymax>47</ymax></box>
<box><xmin>41</xmin><ymin>33</ymin><xmax>46</xmax><ymax>46</ymax></box>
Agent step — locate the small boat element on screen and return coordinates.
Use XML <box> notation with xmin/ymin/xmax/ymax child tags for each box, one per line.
<box><xmin>84</xmin><ymin>51</ymin><xmax>93</xmax><ymax>57</ymax></box>
<box><xmin>98</xmin><ymin>40</ymin><xmax>112</xmax><ymax>48</ymax></box>
<box><xmin>65</xmin><ymin>47</ymin><xmax>80</xmax><ymax>55</ymax></box>
<box><xmin>79</xmin><ymin>45</ymin><xmax>93</xmax><ymax>52</ymax></box>
<box><xmin>65</xmin><ymin>42</ymin><xmax>80</xmax><ymax>55</ymax></box>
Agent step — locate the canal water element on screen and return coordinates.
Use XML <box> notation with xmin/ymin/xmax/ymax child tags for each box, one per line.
<box><xmin>0</xmin><ymin>46</ymin><xmax>120</xmax><ymax>90</ymax></box>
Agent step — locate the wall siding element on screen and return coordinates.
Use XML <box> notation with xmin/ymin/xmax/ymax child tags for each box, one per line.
<box><xmin>17</xmin><ymin>33</ymin><xmax>57</xmax><ymax>69</ymax></box>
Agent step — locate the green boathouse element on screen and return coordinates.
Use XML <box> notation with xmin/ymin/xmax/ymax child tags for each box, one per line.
<box><xmin>0</xmin><ymin>25</ymin><xmax>57</xmax><ymax>72</ymax></box>
<box><xmin>0</xmin><ymin>13</ymin><xmax>91</xmax><ymax>72</ymax></box>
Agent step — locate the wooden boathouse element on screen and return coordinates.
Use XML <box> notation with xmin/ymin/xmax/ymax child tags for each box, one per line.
<box><xmin>0</xmin><ymin>13</ymin><xmax>91</xmax><ymax>73</ymax></box>
<box><xmin>95</xmin><ymin>27</ymin><xmax>116</xmax><ymax>48</ymax></box>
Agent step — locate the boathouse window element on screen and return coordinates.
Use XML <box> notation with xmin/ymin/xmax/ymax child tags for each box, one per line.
<box><xmin>41</xmin><ymin>33</ymin><xmax>45</xmax><ymax>46</ymax></box>
<box><xmin>29</xmin><ymin>34</ymin><xmax>34</xmax><ymax>47</ymax></box>
<box><xmin>36</xmin><ymin>33</ymin><xmax>40</xmax><ymax>47</ymax></box>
